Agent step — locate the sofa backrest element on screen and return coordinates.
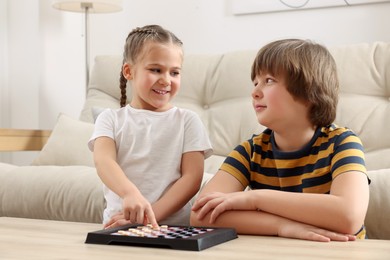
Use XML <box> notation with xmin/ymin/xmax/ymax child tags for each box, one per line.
<box><xmin>80</xmin><ymin>42</ymin><xmax>390</xmax><ymax>171</ymax></box>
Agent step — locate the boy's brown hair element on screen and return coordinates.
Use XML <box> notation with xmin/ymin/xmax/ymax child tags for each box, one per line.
<box><xmin>251</xmin><ymin>39</ymin><xmax>339</xmax><ymax>127</ymax></box>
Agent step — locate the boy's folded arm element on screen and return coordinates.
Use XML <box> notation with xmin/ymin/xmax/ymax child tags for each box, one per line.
<box><xmin>191</xmin><ymin>169</ymin><xmax>368</xmax><ymax>236</ymax></box>
<box><xmin>248</xmin><ymin>171</ymin><xmax>369</xmax><ymax>235</ymax></box>
<box><xmin>191</xmin><ymin>207</ymin><xmax>279</xmax><ymax>235</ymax></box>
<box><xmin>190</xmin><ymin>207</ymin><xmax>353</xmax><ymax>242</ymax></box>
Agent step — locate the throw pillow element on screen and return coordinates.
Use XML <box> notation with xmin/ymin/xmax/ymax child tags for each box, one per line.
<box><xmin>31</xmin><ymin>113</ymin><xmax>95</xmax><ymax>167</ymax></box>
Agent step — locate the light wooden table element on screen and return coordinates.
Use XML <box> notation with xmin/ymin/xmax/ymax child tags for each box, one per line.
<box><xmin>1</xmin><ymin>217</ymin><xmax>389</xmax><ymax>259</ymax></box>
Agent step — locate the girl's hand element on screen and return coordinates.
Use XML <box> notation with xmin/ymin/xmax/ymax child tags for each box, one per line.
<box><xmin>192</xmin><ymin>191</ymin><xmax>256</xmax><ymax>223</ymax></box>
<box><xmin>122</xmin><ymin>192</ymin><xmax>158</xmax><ymax>227</ymax></box>
<box><xmin>104</xmin><ymin>192</ymin><xmax>158</xmax><ymax>229</ymax></box>
<box><xmin>104</xmin><ymin>212</ymin><xmax>132</xmax><ymax>229</ymax></box>
<box><xmin>278</xmin><ymin>220</ymin><xmax>356</xmax><ymax>242</ymax></box>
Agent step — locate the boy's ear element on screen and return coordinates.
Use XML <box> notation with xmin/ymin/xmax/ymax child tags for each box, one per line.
<box><xmin>122</xmin><ymin>63</ymin><xmax>133</xmax><ymax>80</ymax></box>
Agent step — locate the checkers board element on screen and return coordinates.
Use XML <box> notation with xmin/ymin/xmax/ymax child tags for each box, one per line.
<box><xmin>85</xmin><ymin>224</ymin><xmax>238</xmax><ymax>251</ymax></box>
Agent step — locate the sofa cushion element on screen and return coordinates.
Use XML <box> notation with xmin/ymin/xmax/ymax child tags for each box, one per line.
<box><xmin>0</xmin><ymin>165</ymin><xmax>104</xmax><ymax>223</ymax></box>
<box><xmin>330</xmin><ymin>42</ymin><xmax>390</xmax><ymax>170</ymax></box>
<box><xmin>0</xmin><ymin>162</ymin><xmax>18</xmax><ymax>173</ymax></box>
<box><xmin>365</xmin><ymin>169</ymin><xmax>390</xmax><ymax>239</ymax></box>
<box><xmin>32</xmin><ymin>113</ymin><xmax>94</xmax><ymax>167</ymax></box>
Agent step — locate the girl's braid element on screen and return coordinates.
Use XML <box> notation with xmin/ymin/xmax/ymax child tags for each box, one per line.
<box><xmin>119</xmin><ymin>70</ymin><xmax>127</xmax><ymax>108</ymax></box>
<box><xmin>127</xmin><ymin>27</ymin><xmax>158</xmax><ymax>38</ymax></box>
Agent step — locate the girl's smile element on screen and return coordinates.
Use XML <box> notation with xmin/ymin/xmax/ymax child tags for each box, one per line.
<box><xmin>152</xmin><ymin>89</ymin><xmax>170</xmax><ymax>95</ymax></box>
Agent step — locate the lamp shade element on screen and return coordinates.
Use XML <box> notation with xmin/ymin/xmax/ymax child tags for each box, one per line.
<box><xmin>52</xmin><ymin>0</ymin><xmax>123</xmax><ymax>13</ymax></box>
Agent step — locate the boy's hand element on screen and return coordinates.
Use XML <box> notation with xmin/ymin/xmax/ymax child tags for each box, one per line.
<box><xmin>192</xmin><ymin>191</ymin><xmax>256</xmax><ymax>223</ymax></box>
<box><xmin>278</xmin><ymin>220</ymin><xmax>356</xmax><ymax>242</ymax></box>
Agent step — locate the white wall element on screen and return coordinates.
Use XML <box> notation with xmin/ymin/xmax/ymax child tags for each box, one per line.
<box><xmin>3</xmin><ymin>0</ymin><xmax>40</xmax><ymax>128</ymax></box>
<box><xmin>0</xmin><ymin>0</ymin><xmax>9</xmax><ymax>163</ymax></box>
<box><xmin>0</xmin><ymin>0</ymin><xmax>9</xmax><ymax>129</ymax></box>
<box><xmin>1</xmin><ymin>0</ymin><xmax>41</xmax><ymax>164</ymax></box>
<box><xmin>2</xmin><ymin>0</ymin><xmax>390</xmax><ymax>164</ymax></box>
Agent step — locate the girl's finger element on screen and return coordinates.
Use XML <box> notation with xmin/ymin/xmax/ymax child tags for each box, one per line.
<box><xmin>146</xmin><ymin>207</ymin><xmax>158</xmax><ymax>228</ymax></box>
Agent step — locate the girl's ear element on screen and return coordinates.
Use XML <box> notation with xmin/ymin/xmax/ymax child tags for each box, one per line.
<box><xmin>122</xmin><ymin>63</ymin><xmax>133</xmax><ymax>80</ymax></box>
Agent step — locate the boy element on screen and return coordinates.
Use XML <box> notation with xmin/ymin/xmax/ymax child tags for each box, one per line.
<box><xmin>191</xmin><ymin>39</ymin><xmax>369</xmax><ymax>242</ymax></box>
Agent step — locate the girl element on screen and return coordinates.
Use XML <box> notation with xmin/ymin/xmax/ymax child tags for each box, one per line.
<box><xmin>89</xmin><ymin>25</ymin><xmax>212</xmax><ymax>229</ymax></box>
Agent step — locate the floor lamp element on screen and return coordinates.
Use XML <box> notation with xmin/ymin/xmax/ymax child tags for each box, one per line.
<box><xmin>52</xmin><ymin>0</ymin><xmax>123</xmax><ymax>94</ymax></box>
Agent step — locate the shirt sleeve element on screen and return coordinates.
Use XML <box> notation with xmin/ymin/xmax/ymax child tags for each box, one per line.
<box><xmin>219</xmin><ymin>140</ymin><xmax>253</xmax><ymax>187</ymax></box>
<box><xmin>331</xmin><ymin>130</ymin><xmax>367</xmax><ymax>179</ymax></box>
<box><xmin>87</xmin><ymin>108</ymin><xmax>115</xmax><ymax>151</ymax></box>
<box><xmin>182</xmin><ymin>110</ymin><xmax>213</xmax><ymax>159</ymax></box>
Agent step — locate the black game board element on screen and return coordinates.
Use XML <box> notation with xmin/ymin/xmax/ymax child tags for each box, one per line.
<box><xmin>85</xmin><ymin>224</ymin><xmax>238</xmax><ymax>251</ymax></box>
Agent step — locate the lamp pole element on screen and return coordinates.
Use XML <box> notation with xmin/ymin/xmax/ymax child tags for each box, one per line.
<box><xmin>51</xmin><ymin>0</ymin><xmax>123</xmax><ymax>96</ymax></box>
<box><xmin>81</xmin><ymin>2</ymin><xmax>92</xmax><ymax>94</ymax></box>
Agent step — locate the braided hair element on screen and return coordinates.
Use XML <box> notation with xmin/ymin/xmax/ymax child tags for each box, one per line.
<box><xmin>119</xmin><ymin>25</ymin><xmax>183</xmax><ymax>107</ymax></box>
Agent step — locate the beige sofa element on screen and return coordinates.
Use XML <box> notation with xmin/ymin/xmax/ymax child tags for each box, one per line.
<box><xmin>1</xmin><ymin>42</ymin><xmax>389</xmax><ymax>240</ymax></box>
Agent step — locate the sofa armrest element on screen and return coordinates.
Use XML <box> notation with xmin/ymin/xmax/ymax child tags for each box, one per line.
<box><xmin>0</xmin><ymin>128</ymin><xmax>51</xmax><ymax>152</ymax></box>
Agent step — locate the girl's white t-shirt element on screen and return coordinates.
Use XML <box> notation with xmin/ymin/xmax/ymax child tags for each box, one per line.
<box><xmin>88</xmin><ymin>105</ymin><xmax>213</xmax><ymax>225</ymax></box>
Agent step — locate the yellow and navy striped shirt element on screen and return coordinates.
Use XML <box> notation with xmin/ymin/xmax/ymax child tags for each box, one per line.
<box><xmin>220</xmin><ymin>124</ymin><xmax>368</xmax><ymax>238</ymax></box>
